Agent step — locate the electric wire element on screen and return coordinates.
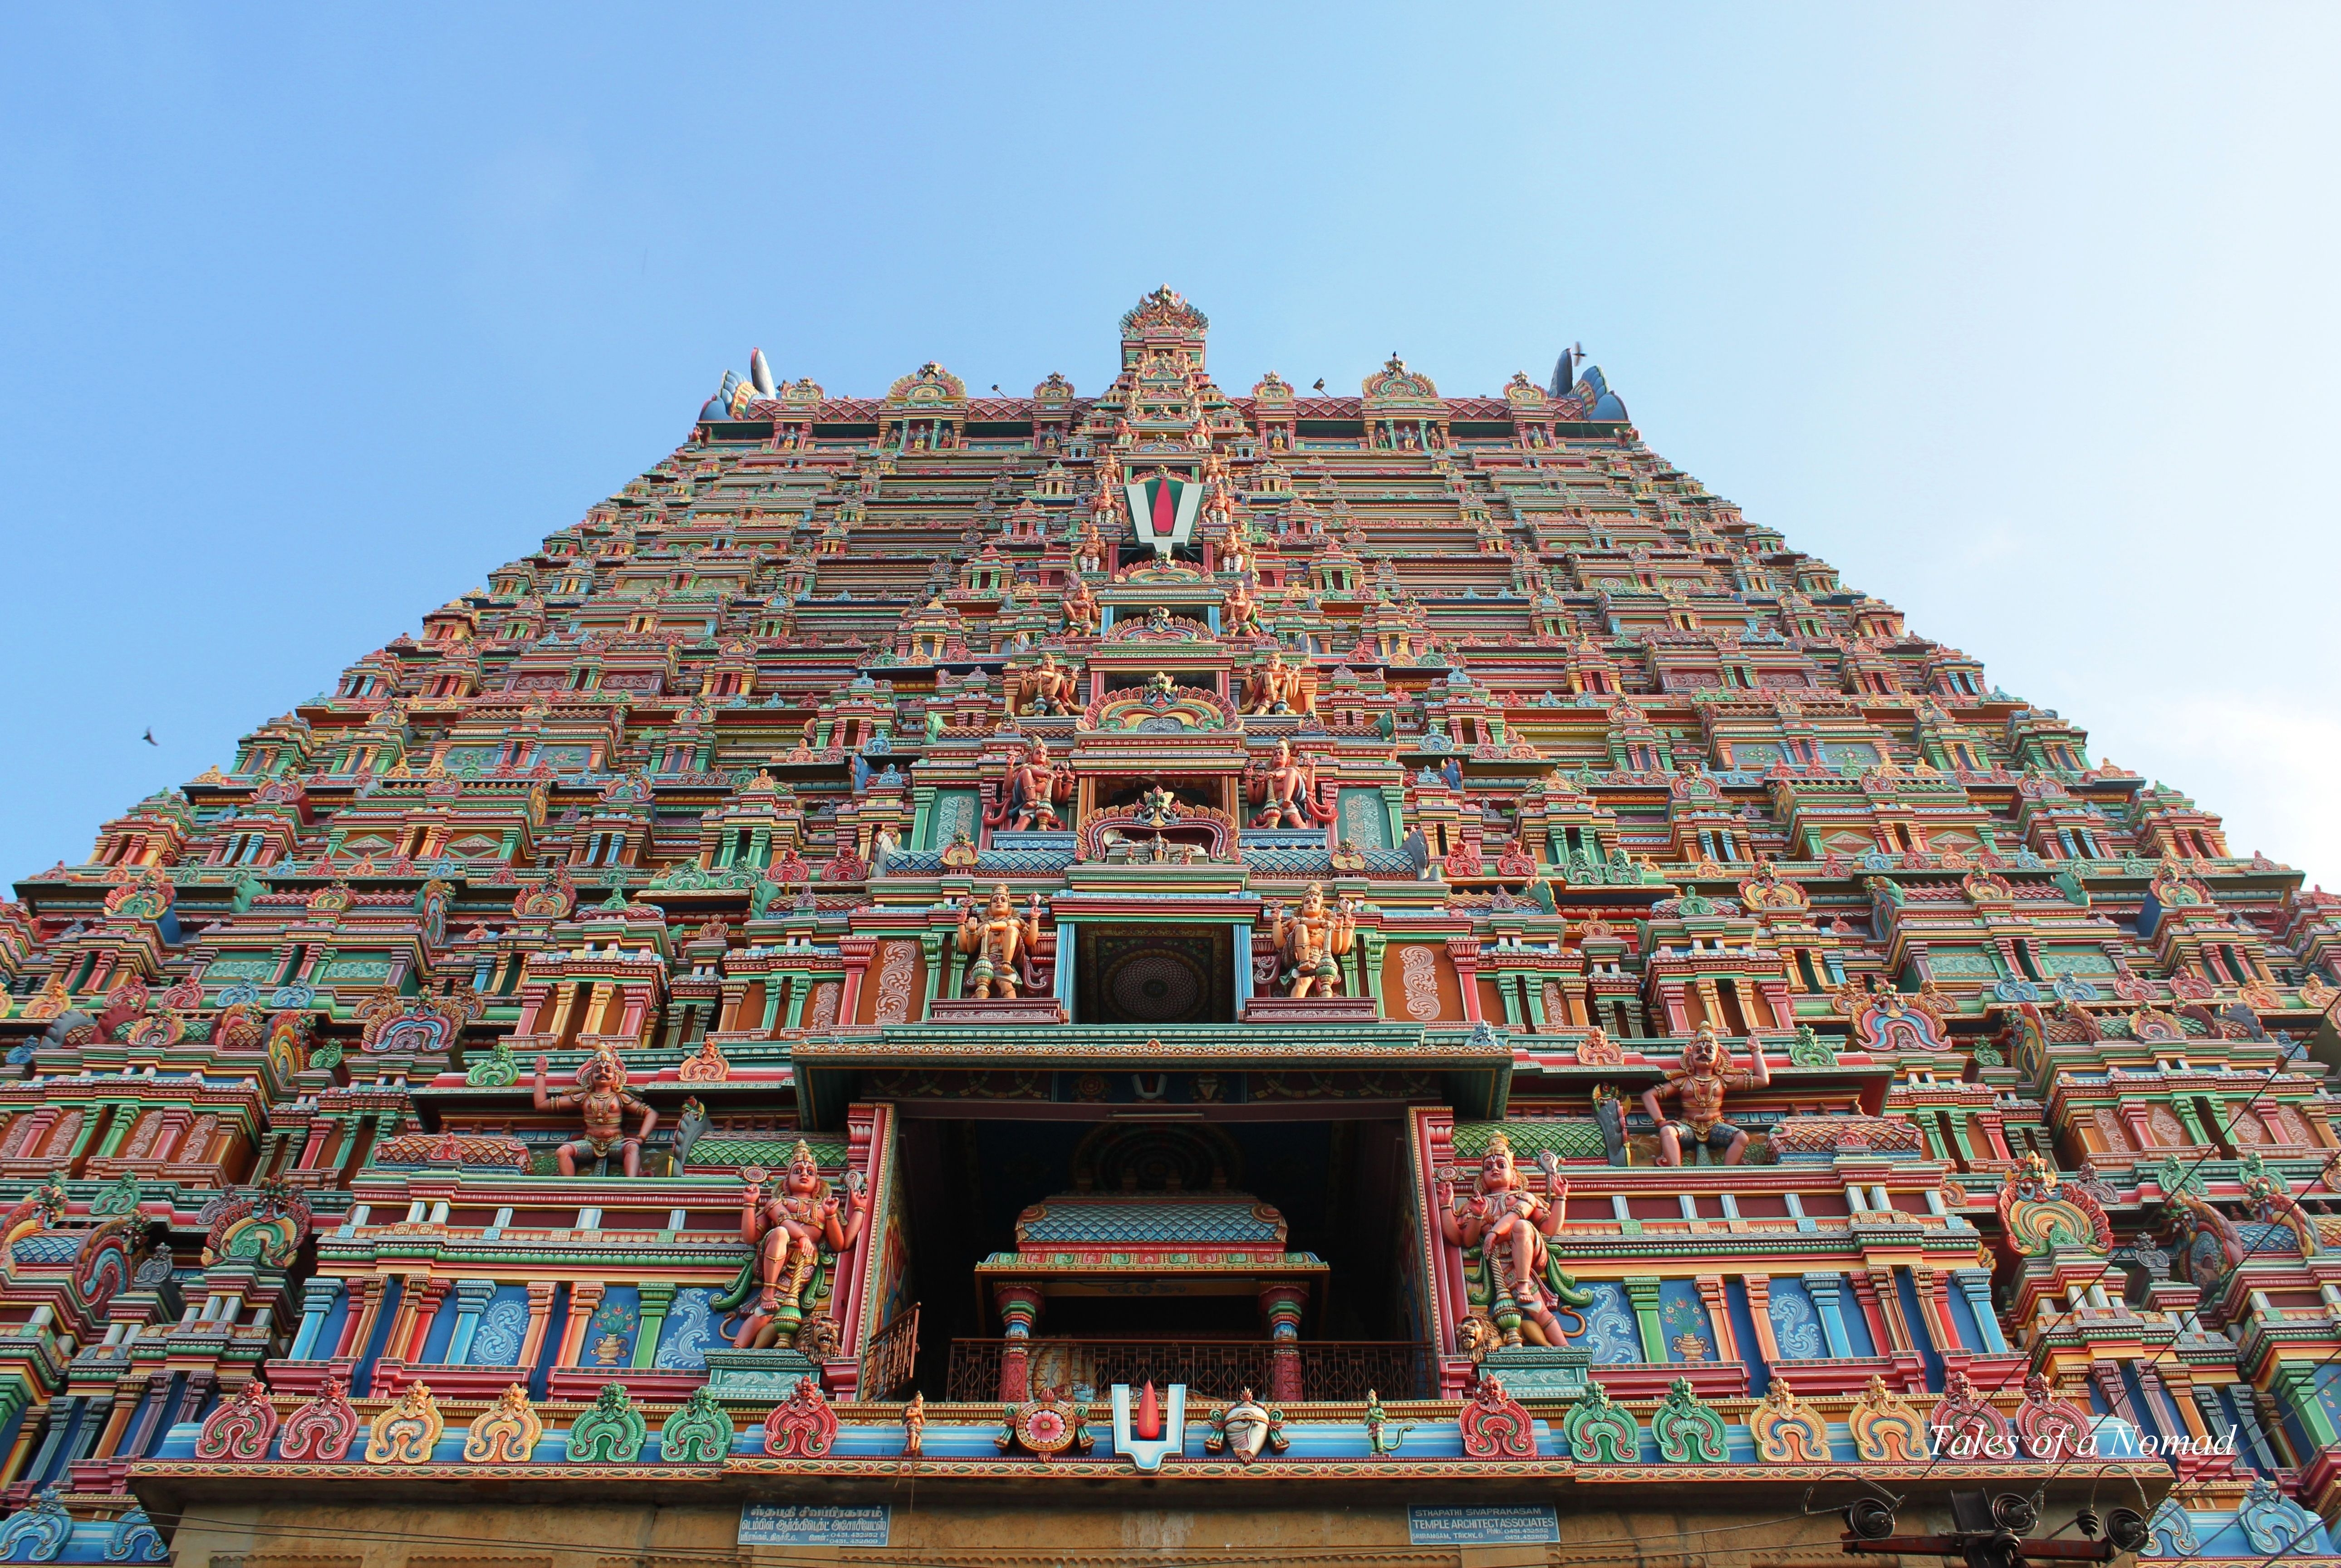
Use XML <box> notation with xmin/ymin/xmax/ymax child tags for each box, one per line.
<box><xmin>2014</xmin><ymin>985</ymin><xmax>2341</xmax><ymax>1500</ymax></box>
<box><xmin>1899</xmin><ymin>986</ymin><xmax>2331</xmax><ymax>1496</ymax></box>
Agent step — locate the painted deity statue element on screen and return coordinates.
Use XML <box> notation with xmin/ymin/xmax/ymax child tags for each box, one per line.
<box><xmin>1220</xmin><ymin>529</ymin><xmax>1252</xmax><ymax>578</ymax></box>
<box><xmin>957</xmin><ymin>884</ymin><xmax>1045</xmax><ymax>998</ymax></box>
<box><xmin>988</xmin><ymin>738</ymin><xmax>1071</xmax><ymax>831</ymax></box>
<box><xmin>1222</xmin><ymin>576</ymin><xmax>1261</xmax><ymax>637</ymax></box>
<box><xmin>1062</xmin><ymin>575</ymin><xmax>1101</xmax><ymax>636</ymax></box>
<box><xmin>1269</xmin><ymin>882</ymin><xmax>1356</xmax><ymax>998</ymax></box>
<box><xmin>1243</xmin><ymin>649</ymin><xmax>1314</xmax><ymax>715</ymax></box>
<box><xmin>1074</xmin><ymin>519</ymin><xmax>1108</xmax><ymax>576</ymax></box>
<box><xmin>1640</xmin><ymin>1023</ymin><xmax>1771</xmax><ymax>1166</ymax></box>
<box><xmin>735</xmin><ymin>1139</ymin><xmax>868</xmax><ymax>1348</ymax></box>
<box><xmin>1008</xmin><ymin>652</ymin><xmax>1080</xmax><ymax>717</ymax></box>
<box><xmin>533</xmin><ymin>1043</ymin><xmax>658</xmax><ymax>1177</ymax></box>
<box><xmin>1435</xmin><ymin>1133</ymin><xmax>1589</xmax><ymax>1347</ymax></box>
<box><xmin>1251</xmin><ymin>738</ymin><xmax>1330</xmax><ymax>829</ymax></box>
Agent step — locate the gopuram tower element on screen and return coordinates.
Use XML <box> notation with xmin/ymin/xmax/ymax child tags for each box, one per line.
<box><xmin>0</xmin><ymin>289</ymin><xmax>2332</xmax><ymax>1567</ymax></box>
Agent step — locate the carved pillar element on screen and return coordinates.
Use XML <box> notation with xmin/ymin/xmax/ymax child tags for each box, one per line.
<box><xmin>2135</xmin><ymin>1362</ymin><xmax>2194</xmax><ymax>1446</ymax></box>
<box><xmin>631</xmin><ymin>1281</ymin><xmax>678</xmax><ymax>1371</ymax></box>
<box><xmin>62</xmin><ymin>1396</ymin><xmax>111</xmax><ymax>1467</ymax></box>
<box><xmin>1950</xmin><ymin>1270</ymin><xmax>2007</xmax><ymax>1352</ymax></box>
<box><xmin>89</xmin><ymin>1388</ymin><xmax>140</xmax><ymax>1461</ymax></box>
<box><xmin>1693</xmin><ymin>1275</ymin><xmax>1737</xmax><ymax>1362</ymax></box>
<box><xmin>1803</xmin><ymin>1273</ymin><xmax>1853</xmax><ymax>1358</ymax></box>
<box><xmin>1259</xmin><ymin>1284</ymin><xmax>1308</xmax><ymax>1403</ymax></box>
<box><xmin>287</xmin><ymin>1277</ymin><xmax>343</xmax><ymax>1360</ymax></box>
<box><xmin>399</xmin><ymin>1279</ymin><xmax>451</xmax><ymax>1362</ymax></box>
<box><xmin>1447</xmin><ymin>938</ymin><xmax>1483</xmax><ymax>1023</ymax></box>
<box><xmin>2250</xmin><ymin>1386</ymin><xmax>2299</xmax><ymax>1466</ymax></box>
<box><xmin>1847</xmin><ymin>1269</ymin><xmax>1899</xmax><ymax>1355</ymax></box>
<box><xmin>1742</xmin><ymin>1276</ymin><xmax>1782</xmax><ymax>1364</ymax></box>
<box><xmin>837</xmin><ymin>936</ymin><xmax>878</xmax><ymax>1024</ymax></box>
<box><xmin>331</xmin><ymin>1276</ymin><xmax>382</xmax><ymax>1360</ymax></box>
<box><xmin>378</xmin><ymin>1274</ymin><xmax>427</xmax><ymax>1366</ymax></box>
<box><xmin>23</xmin><ymin>1396</ymin><xmax>79</xmax><ymax>1488</ymax></box>
<box><xmin>2273</xmin><ymin>1359</ymin><xmax>2340</xmax><ymax>1449</ymax></box>
<box><xmin>1623</xmin><ymin>1276</ymin><xmax>1666</xmax><ymax>1362</ymax></box>
<box><xmin>514</xmin><ymin>1280</ymin><xmax>560</xmax><ymax>1371</ymax></box>
<box><xmin>0</xmin><ymin>1388</ymin><xmax>42</xmax><ymax>1485</ymax></box>
<box><xmin>167</xmin><ymin>1371</ymin><xmax>215</xmax><ymax>1430</ymax></box>
<box><xmin>2090</xmin><ymin>1361</ymin><xmax>2147</xmax><ymax>1435</ymax></box>
<box><xmin>1971</xmin><ymin>1109</ymin><xmax>2013</xmax><ymax>1161</ymax></box>
<box><xmin>443</xmin><ymin>1279</ymin><xmax>497</xmax><ymax>1366</ymax></box>
<box><xmin>994</xmin><ymin>1283</ymin><xmax>1043</xmax><ymax>1403</ymax></box>
<box><xmin>294</xmin><ymin>1118</ymin><xmax>331</xmax><ymax>1171</ymax></box>
<box><xmin>556</xmin><ymin>1281</ymin><xmax>607</xmax><ymax>1367</ymax></box>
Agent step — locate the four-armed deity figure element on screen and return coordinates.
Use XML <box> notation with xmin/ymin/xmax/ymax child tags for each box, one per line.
<box><xmin>1269</xmin><ymin>882</ymin><xmax>1356</xmax><ymax>997</ymax></box>
<box><xmin>987</xmin><ymin>738</ymin><xmax>1072</xmax><ymax>831</ymax></box>
<box><xmin>534</xmin><ymin>1042</ymin><xmax>658</xmax><ymax>1178</ymax></box>
<box><xmin>1435</xmin><ymin>1133</ymin><xmax>1589</xmax><ymax>1347</ymax></box>
<box><xmin>957</xmin><ymin>884</ymin><xmax>1045</xmax><ymax>998</ymax></box>
<box><xmin>734</xmin><ymin>1139</ymin><xmax>868</xmax><ymax>1348</ymax></box>
<box><xmin>1640</xmin><ymin>1022</ymin><xmax>1770</xmax><ymax>1166</ymax></box>
<box><xmin>1251</xmin><ymin>738</ymin><xmax>1332</xmax><ymax>828</ymax></box>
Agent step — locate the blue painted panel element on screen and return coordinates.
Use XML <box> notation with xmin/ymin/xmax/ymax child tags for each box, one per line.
<box><xmin>467</xmin><ymin>1285</ymin><xmax>533</xmax><ymax>1366</ymax></box>
<box><xmin>354</xmin><ymin>1277</ymin><xmax>402</xmax><ymax>1396</ymax></box>
<box><xmin>655</xmin><ymin>1287</ymin><xmax>724</xmax><ymax>1370</ymax></box>
<box><xmin>1575</xmin><ymin>1281</ymin><xmax>1643</xmax><ymax>1364</ymax></box>
<box><xmin>1765</xmin><ymin>1278</ymin><xmax>1825</xmax><ymax>1360</ymax></box>
<box><xmin>310</xmin><ymin>1289</ymin><xmax>350</xmax><ymax>1360</ymax></box>
<box><xmin>417</xmin><ymin>1291</ymin><xmax>459</xmax><ymax>1365</ymax></box>
<box><xmin>1657</xmin><ymin>1279</ymin><xmax>1713</xmax><ymax>1363</ymax></box>
<box><xmin>578</xmin><ymin>1284</ymin><xmax>641</xmax><ymax>1370</ymax></box>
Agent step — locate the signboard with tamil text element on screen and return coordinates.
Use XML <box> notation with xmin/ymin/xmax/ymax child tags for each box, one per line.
<box><xmin>739</xmin><ymin>1504</ymin><xmax>891</xmax><ymax>1548</ymax></box>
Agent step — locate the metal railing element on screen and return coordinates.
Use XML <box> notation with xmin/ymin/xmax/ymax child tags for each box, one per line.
<box><xmin>859</xmin><ymin>1305</ymin><xmax>920</xmax><ymax>1401</ymax></box>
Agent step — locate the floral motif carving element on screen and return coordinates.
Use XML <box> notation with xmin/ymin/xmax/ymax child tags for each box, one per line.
<box><xmin>1399</xmin><ymin>946</ymin><xmax>1442</xmax><ymax>1021</ymax></box>
<box><xmin>462</xmin><ymin>1383</ymin><xmax>543</xmax><ymax>1463</ymax></box>
<box><xmin>1458</xmin><ymin>1374</ymin><xmax>1537</xmax><ymax>1458</ymax></box>
<box><xmin>194</xmin><ymin>1380</ymin><xmax>278</xmax><ymax>1461</ymax></box>
<box><xmin>278</xmin><ymin>1375</ymin><xmax>359</xmax><ymax>1462</ymax></box>
<box><xmin>364</xmin><ymin>1382</ymin><xmax>444</xmax><ymax>1465</ymax></box>
<box><xmin>764</xmin><ymin>1375</ymin><xmax>839</xmax><ymax>1458</ymax></box>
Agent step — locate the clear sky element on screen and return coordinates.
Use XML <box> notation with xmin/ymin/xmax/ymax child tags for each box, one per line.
<box><xmin>3</xmin><ymin>5</ymin><xmax>2336</xmax><ymax>886</ymax></box>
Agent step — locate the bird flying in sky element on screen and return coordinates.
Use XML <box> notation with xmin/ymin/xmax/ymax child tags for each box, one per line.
<box><xmin>142</xmin><ymin>729</ymin><xmax>157</xmax><ymax>746</ymax></box>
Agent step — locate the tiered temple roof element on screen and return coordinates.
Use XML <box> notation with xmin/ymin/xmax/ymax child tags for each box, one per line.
<box><xmin>0</xmin><ymin>288</ymin><xmax>2332</xmax><ymax>1566</ymax></box>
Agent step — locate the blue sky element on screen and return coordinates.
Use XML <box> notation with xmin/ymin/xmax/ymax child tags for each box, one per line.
<box><xmin>3</xmin><ymin>5</ymin><xmax>2336</xmax><ymax>885</ymax></box>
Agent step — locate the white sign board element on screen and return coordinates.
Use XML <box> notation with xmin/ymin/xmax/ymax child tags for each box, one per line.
<box><xmin>739</xmin><ymin>1504</ymin><xmax>891</xmax><ymax>1547</ymax></box>
<box><xmin>1406</xmin><ymin>1504</ymin><xmax>1561</xmax><ymax>1545</ymax></box>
